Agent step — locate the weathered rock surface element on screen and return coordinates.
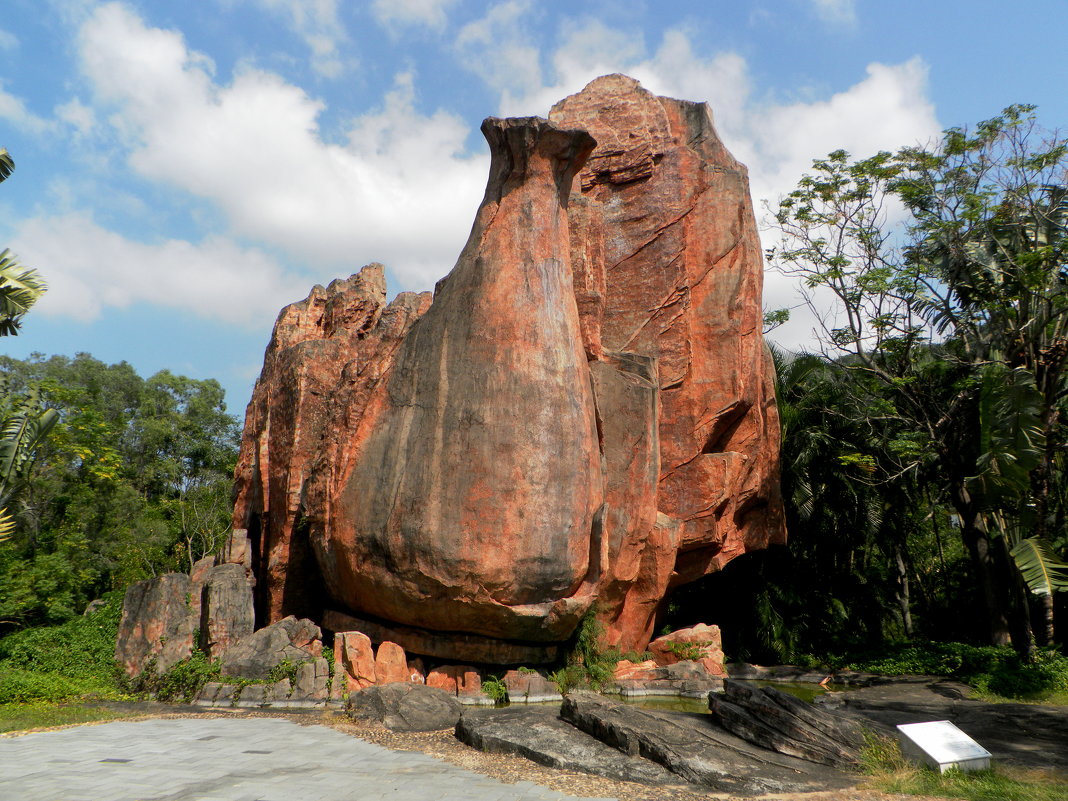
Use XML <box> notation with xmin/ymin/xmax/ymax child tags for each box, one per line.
<box><xmin>708</xmin><ymin>680</ymin><xmax>867</xmax><ymax>767</ymax></box>
<box><xmin>502</xmin><ymin>670</ymin><xmax>563</xmax><ymax>703</ymax></box>
<box><xmin>456</xmin><ymin>706</ymin><xmax>677</xmax><ymax>785</ymax></box>
<box><xmin>647</xmin><ymin>623</ymin><xmax>725</xmax><ymax>676</ymax></box>
<box><xmin>560</xmin><ymin>691</ymin><xmax>854</xmax><ymax>795</ymax></box>
<box><xmin>819</xmin><ymin>679</ymin><xmax>1068</xmax><ymax>772</ymax></box>
<box><xmin>347</xmin><ymin>683</ymin><xmax>462</xmax><ymax>732</ymax></box>
<box><xmin>611</xmin><ymin>659</ymin><xmax>723</xmax><ymax>697</ymax></box>
<box><xmin>219</xmin><ymin>616</ymin><xmax>322</xmax><ymax>680</ymax></box>
<box><xmin>334</xmin><ymin>630</ymin><xmax>376</xmax><ymax>691</ymax></box>
<box><xmin>200</xmin><ymin>563</ymin><xmax>255</xmax><ymax>660</ymax></box>
<box><xmin>115</xmin><ymin>573</ymin><xmax>200</xmax><ymax>676</ymax></box>
<box><xmin>231</xmin><ymin>74</ymin><xmax>786</xmax><ymax>661</ymax></box>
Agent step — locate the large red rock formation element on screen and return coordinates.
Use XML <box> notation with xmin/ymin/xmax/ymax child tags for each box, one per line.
<box><xmin>231</xmin><ymin>75</ymin><xmax>785</xmax><ymax>659</ymax></box>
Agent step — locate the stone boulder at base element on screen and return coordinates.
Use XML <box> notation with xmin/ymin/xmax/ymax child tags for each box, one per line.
<box><xmin>231</xmin><ymin>74</ymin><xmax>786</xmax><ymax>661</ymax></box>
<box><xmin>115</xmin><ymin>573</ymin><xmax>200</xmax><ymax>676</ymax></box>
<box><xmin>647</xmin><ymin>623</ymin><xmax>726</xmax><ymax>676</ymax></box>
<box><xmin>347</xmin><ymin>683</ymin><xmax>462</xmax><ymax>732</ymax></box>
<box><xmin>219</xmin><ymin>616</ymin><xmax>322</xmax><ymax>680</ymax></box>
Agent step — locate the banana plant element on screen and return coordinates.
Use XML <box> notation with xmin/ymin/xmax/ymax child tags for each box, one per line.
<box><xmin>0</xmin><ymin>385</ymin><xmax>59</xmax><ymax>542</ymax></box>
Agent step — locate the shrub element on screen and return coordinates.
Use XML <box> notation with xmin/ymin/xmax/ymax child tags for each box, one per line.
<box><xmin>481</xmin><ymin>675</ymin><xmax>508</xmax><ymax>703</ymax></box>
<box><xmin>128</xmin><ymin>651</ymin><xmax>220</xmax><ymax>703</ymax></box>
<box><xmin>838</xmin><ymin>641</ymin><xmax>1068</xmax><ymax>701</ymax></box>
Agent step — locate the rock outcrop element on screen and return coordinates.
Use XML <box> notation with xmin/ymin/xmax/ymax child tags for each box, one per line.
<box><xmin>230</xmin><ymin>74</ymin><xmax>785</xmax><ymax>661</ymax></box>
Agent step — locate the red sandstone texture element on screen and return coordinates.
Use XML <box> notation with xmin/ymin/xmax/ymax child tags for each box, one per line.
<box><xmin>231</xmin><ymin>75</ymin><xmax>785</xmax><ymax>660</ymax></box>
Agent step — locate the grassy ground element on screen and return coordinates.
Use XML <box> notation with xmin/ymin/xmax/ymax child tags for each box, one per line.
<box><xmin>861</xmin><ymin>732</ymin><xmax>1068</xmax><ymax>801</ymax></box>
<box><xmin>0</xmin><ymin>701</ymin><xmax>138</xmax><ymax>734</ymax></box>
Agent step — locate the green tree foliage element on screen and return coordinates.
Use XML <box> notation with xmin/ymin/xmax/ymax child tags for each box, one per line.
<box><xmin>0</xmin><ymin>353</ymin><xmax>240</xmax><ymax>630</ymax></box>
<box><xmin>764</xmin><ymin>105</ymin><xmax>1068</xmax><ymax>654</ymax></box>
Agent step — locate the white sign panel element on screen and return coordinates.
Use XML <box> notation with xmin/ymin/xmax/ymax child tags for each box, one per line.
<box><xmin>896</xmin><ymin>720</ymin><xmax>992</xmax><ymax>773</ymax></box>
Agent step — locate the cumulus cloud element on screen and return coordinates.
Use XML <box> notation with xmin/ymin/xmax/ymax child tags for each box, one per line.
<box><xmin>76</xmin><ymin>2</ymin><xmax>487</xmax><ymax>294</ymax></box>
<box><xmin>11</xmin><ymin>213</ymin><xmax>309</xmax><ymax>328</ymax></box>
<box><xmin>372</xmin><ymin>0</ymin><xmax>457</xmax><ymax>30</ymax></box>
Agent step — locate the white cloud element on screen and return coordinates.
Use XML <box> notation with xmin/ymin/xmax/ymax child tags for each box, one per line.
<box><xmin>76</xmin><ymin>2</ymin><xmax>487</xmax><ymax>295</ymax></box>
<box><xmin>250</xmin><ymin>0</ymin><xmax>348</xmax><ymax>78</ymax></box>
<box><xmin>372</xmin><ymin>0</ymin><xmax>457</xmax><ymax>30</ymax></box>
<box><xmin>0</xmin><ymin>29</ymin><xmax>18</xmax><ymax>51</ymax></box>
<box><xmin>456</xmin><ymin>1</ymin><xmax>544</xmax><ymax>102</ymax></box>
<box><xmin>811</xmin><ymin>0</ymin><xmax>857</xmax><ymax>25</ymax></box>
<box><xmin>54</xmin><ymin>98</ymin><xmax>96</xmax><ymax>136</ymax></box>
<box><xmin>12</xmin><ymin>213</ymin><xmax>308</xmax><ymax>328</ymax></box>
<box><xmin>0</xmin><ymin>82</ymin><xmax>52</xmax><ymax>134</ymax></box>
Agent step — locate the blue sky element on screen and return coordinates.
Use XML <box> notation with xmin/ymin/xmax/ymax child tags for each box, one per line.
<box><xmin>1</xmin><ymin>0</ymin><xmax>1065</xmax><ymax>416</ymax></box>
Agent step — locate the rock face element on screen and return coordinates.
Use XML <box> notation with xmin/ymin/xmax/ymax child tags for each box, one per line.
<box><xmin>347</xmin><ymin>683</ymin><xmax>462</xmax><ymax>732</ymax></box>
<box><xmin>231</xmin><ymin>74</ymin><xmax>785</xmax><ymax>660</ymax></box>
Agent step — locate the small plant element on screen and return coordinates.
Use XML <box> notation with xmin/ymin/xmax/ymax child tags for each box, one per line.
<box><xmin>267</xmin><ymin>658</ymin><xmax>300</xmax><ymax>686</ymax></box>
<box><xmin>517</xmin><ymin>666</ymin><xmax>539</xmax><ymax>675</ymax></box>
<box><xmin>481</xmin><ymin>675</ymin><xmax>508</xmax><ymax>703</ymax></box>
<box><xmin>667</xmin><ymin>641</ymin><xmax>712</xmax><ymax>662</ymax></box>
<box><xmin>322</xmin><ymin>647</ymin><xmax>335</xmax><ymax>693</ymax></box>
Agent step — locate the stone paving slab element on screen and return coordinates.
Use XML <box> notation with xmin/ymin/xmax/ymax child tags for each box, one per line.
<box><xmin>0</xmin><ymin>717</ymin><xmax>618</xmax><ymax>801</ymax></box>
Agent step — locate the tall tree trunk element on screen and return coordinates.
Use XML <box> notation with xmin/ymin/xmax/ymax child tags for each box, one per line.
<box><xmin>958</xmin><ymin>505</ymin><xmax>1012</xmax><ymax>646</ymax></box>
<box><xmin>893</xmin><ymin>542</ymin><xmax>913</xmax><ymax>638</ymax></box>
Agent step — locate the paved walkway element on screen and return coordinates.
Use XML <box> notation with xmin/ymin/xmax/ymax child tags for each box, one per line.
<box><xmin>0</xmin><ymin>717</ymin><xmax>617</xmax><ymax>801</ymax></box>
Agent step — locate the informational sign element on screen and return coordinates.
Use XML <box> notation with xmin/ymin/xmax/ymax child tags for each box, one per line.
<box><xmin>896</xmin><ymin>720</ymin><xmax>992</xmax><ymax>773</ymax></box>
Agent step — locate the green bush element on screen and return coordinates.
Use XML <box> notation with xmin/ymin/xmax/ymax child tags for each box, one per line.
<box><xmin>837</xmin><ymin>641</ymin><xmax>1068</xmax><ymax>701</ymax></box>
<box><xmin>481</xmin><ymin>675</ymin><xmax>508</xmax><ymax>702</ymax></box>
<box><xmin>0</xmin><ymin>667</ymin><xmax>112</xmax><ymax>704</ymax></box>
<box><xmin>0</xmin><ymin>591</ymin><xmax>125</xmax><ymax>704</ymax></box>
<box><xmin>128</xmin><ymin>651</ymin><xmax>220</xmax><ymax>703</ymax></box>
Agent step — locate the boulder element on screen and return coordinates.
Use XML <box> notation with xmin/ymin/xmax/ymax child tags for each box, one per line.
<box><xmin>708</xmin><ymin>680</ymin><xmax>866</xmax><ymax>767</ymax></box>
<box><xmin>114</xmin><ymin>573</ymin><xmax>200</xmax><ymax>676</ymax></box>
<box><xmin>456</xmin><ymin>706</ymin><xmax>676</xmax><ymax>785</ymax></box>
<box><xmin>292</xmin><ymin>657</ymin><xmax>330</xmax><ymax>701</ymax></box>
<box><xmin>232</xmin><ymin>74</ymin><xmax>786</xmax><ymax>661</ymax></box>
<box><xmin>334</xmin><ymin>630</ymin><xmax>376</xmax><ymax>691</ymax></box>
<box><xmin>199</xmin><ymin>563</ymin><xmax>254</xmax><ymax>660</ymax></box>
<box><xmin>502</xmin><ymin>670</ymin><xmax>563</xmax><ymax>704</ymax></box>
<box><xmin>560</xmin><ymin>690</ymin><xmax>853</xmax><ymax>794</ymax></box>
<box><xmin>347</xmin><ymin>683</ymin><xmax>462</xmax><ymax>732</ymax></box>
<box><xmin>219</xmin><ymin>616</ymin><xmax>322</xmax><ymax>680</ymax></box>
<box><xmin>648</xmin><ymin>624</ymin><xmax>726</xmax><ymax>676</ymax></box>
<box><xmin>373</xmin><ymin>641</ymin><xmax>409</xmax><ymax>685</ymax></box>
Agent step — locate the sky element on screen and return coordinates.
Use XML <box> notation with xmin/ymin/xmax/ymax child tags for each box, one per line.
<box><xmin>0</xmin><ymin>0</ymin><xmax>1065</xmax><ymax>417</ymax></box>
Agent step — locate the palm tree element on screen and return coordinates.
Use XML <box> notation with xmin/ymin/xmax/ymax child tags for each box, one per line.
<box><xmin>0</xmin><ymin>148</ymin><xmax>46</xmax><ymax>335</ymax></box>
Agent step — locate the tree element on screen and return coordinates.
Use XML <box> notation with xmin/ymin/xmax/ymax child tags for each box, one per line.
<box><xmin>0</xmin><ymin>149</ymin><xmax>46</xmax><ymax>335</ymax></box>
<box><xmin>0</xmin><ymin>354</ymin><xmax>240</xmax><ymax>629</ymax></box>
<box><xmin>769</xmin><ymin>106</ymin><xmax>1068</xmax><ymax>652</ymax></box>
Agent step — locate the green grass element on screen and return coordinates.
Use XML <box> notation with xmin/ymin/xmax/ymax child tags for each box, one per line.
<box><xmin>0</xmin><ymin>702</ymin><xmax>138</xmax><ymax>734</ymax></box>
<box><xmin>861</xmin><ymin>730</ymin><xmax>1068</xmax><ymax>801</ymax></box>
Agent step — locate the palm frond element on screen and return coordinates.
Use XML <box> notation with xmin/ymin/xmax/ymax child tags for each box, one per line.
<box><xmin>0</xmin><ymin>148</ymin><xmax>13</xmax><ymax>183</ymax></box>
<box><xmin>0</xmin><ymin>249</ymin><xmax>47</xmax><ymax>335</ymax></box>
<box><xmin>1009</xmin><ymin>536</ymin><xmax>1068</xmax><ymax>596</ymax></box>
<box><xmin>0</xmin><ymin>507</ymin><xmax>13</xmax><ymax>543</ymax></box>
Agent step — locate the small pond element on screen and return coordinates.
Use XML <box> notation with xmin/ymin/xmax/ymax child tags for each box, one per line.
<box><xmin>511</xmin><ymin>680</ymin><xmax>846</xmax><ymax>715</ymax></box>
